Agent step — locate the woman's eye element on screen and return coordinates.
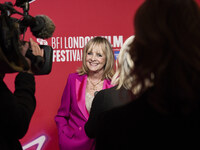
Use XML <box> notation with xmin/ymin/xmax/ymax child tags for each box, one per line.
<box><xmin>97</xmin><ymin>54</ymin><xmax>102</xmax><ymax>57</ymax></box>
<box><xmin>87</xmin><ymin>52</ymin><xmax>92</xmax><ymax>55</ymax></box>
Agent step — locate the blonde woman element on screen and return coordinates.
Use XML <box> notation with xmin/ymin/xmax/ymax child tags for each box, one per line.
<box><xmin>55</xmin><ymin>36</ymin><xmax>115</xmax><ymax>150</ymax></box>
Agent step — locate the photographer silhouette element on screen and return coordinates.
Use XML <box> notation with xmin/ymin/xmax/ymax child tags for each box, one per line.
<box><xmin>0</xmin><ymin>37</ymin><xmax>43</xmax><ymax>150</ymax></box>
<box><xmin>0</xmin><ymin>0</ymin><xmax>52</xmax><ymax>149</ymax></box>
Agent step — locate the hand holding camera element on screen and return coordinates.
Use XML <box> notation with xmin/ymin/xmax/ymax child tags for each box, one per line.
<box><xmin>21</xmin><ymin>38</ymin><xmax>44</xmax><ymax>74</ymax></box>
<box><xmin>0</xmin><ymin>0</ymin><xmax>55</xmax><ymax>75</ymax></box>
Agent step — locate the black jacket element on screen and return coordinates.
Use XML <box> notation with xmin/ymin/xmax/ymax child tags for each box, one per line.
<box><xmin>94</xmin><ymin>87</ymin><xmax>200</xmax><ymax>150</ymax></box>
<box><xmin>85</xmin><ymin>85</ymin><xmax>133</xmax><ymax>138</ymax></box>
<box><xmin>0</xmin><ymin>72</ymin><xmax>36</xmax><ymax>150</ymax></box>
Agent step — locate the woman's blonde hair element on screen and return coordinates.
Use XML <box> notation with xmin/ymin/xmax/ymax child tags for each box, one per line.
<box><xmin>111</xmin><ymin>36</ymin><xmax>134</xmax><ymax>89</ymax></box>
<box><xmin>77</xmin><ymin>36</ymin><xmax>115</xmax><ymax>80</ymax></box>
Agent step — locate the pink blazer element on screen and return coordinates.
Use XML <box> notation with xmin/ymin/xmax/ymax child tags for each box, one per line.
<box><xmin>55</xmin><ymin>73</ymin><xmax>113</xmax><ymax>150</ymax></box>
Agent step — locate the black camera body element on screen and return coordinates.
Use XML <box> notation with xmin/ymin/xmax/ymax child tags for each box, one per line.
<box><xmin>0</xmin><ymin>0</ymin><xmax>54</xmax><ymax>75</ymax></box>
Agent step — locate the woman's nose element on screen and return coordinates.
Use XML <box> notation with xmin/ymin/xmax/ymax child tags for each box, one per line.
<box><xmin>91</xmin><ymin>54</ymin><xmax>96</xmax><ymax>60</ymax></box>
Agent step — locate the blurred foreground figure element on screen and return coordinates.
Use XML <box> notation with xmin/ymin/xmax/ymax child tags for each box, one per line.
<box><xmin>0</xmin><ymin>36</ymin><xmax>43</xmax><ymax>150</ymax></box>
<box><xmin>95</xmin><ymin>0</ymin><xmax>200</xmax><ymax>149</ymax></box>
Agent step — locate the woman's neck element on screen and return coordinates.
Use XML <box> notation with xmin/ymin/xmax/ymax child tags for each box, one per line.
<box><xmin>88</xmin><ymin>70</ymin><xmax>104</xmax><ymax>81</ymax></box>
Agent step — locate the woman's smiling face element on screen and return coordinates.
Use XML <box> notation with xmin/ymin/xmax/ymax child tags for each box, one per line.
<box><xmin>86</xmin><ymin>44</ymin><xmax>106</xmax><ymax>74</ymax></box>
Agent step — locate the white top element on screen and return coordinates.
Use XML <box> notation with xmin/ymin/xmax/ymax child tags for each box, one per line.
<box><xmin>85</xmin><ymin>92</ymin><xmax>94</xmax><ymax>114</ymax></box>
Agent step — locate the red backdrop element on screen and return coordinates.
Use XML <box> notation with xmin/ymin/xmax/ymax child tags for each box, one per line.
<box><xmin>2</xmin><ymin>0</ymin><xmax>144</xmax><ymax>149</ymax></box>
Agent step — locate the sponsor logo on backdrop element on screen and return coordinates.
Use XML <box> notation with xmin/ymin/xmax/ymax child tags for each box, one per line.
<box><xmin>51</xmin><ymin>35</ymin><xmax>123</xmax><ymax>62</ymax></box>
<box><xmin>37</xmin><ymin>38</ymin><xmax>48</xmax><ymax>45</ymax></box>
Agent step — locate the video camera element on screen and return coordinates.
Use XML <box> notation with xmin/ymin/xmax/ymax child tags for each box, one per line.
<box><xmin>0</xmin><ymin>0</ymin><xmax>55</xmax><ymax>75</ymax></box>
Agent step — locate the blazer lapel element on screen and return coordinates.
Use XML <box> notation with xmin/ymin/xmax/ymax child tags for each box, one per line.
<box><xmin>103</xmin><ymin>79</ymin><xmax>113</xmax><ymax>89</ymax></box>
<box><xmin>75</xmin><ymin>75</ymin><xmax>89</xmax><ymax>120</ymax></box>
<box><xmin>75</xmin><ymin>77</ymin><xmax>112</xmax><ymax>120</ymax></box>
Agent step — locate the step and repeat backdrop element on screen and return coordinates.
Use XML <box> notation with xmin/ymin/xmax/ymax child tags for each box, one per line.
<box><xmin>2</xmin><ymin>0</ymin><xmax>144</xmax><ymax>149</ymax></box>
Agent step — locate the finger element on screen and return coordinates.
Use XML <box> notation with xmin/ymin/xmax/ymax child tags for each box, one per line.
<box><xmin>30</xmin><ymin>38</ymin><xmax>39</xmax><ymax>49</ymax></box>
<box><xmin>30</xmin><ymin>38</ymin><xmax>41</xmax><ymax>55</ymax></box>
<box><xmin>21</xmin><ymin>42</ymin><xmax>29</xmax><ymax>56</ymax></box>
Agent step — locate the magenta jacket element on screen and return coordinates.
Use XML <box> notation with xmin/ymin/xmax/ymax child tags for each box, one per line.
<box><xmin>55</xmin><ymin>73</ymin><xmax>113</xmax><ymax>150</ymax></box>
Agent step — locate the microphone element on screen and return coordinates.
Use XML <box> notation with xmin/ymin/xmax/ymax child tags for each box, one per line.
<box><xmin>30</xmin><ymin>15</ymin><xmax>55</xmax><ymax>39</ymax></box>
<box><xmin>20</xmin><ymin>14</ymin><xmax>55</xmax><ymax>39</ymax></box>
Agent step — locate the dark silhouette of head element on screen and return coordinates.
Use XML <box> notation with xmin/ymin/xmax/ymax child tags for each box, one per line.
<box><xmin>129</xmin><ymin>0</ymin><xmax>200</xmax><ymax>114</ymax></box>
